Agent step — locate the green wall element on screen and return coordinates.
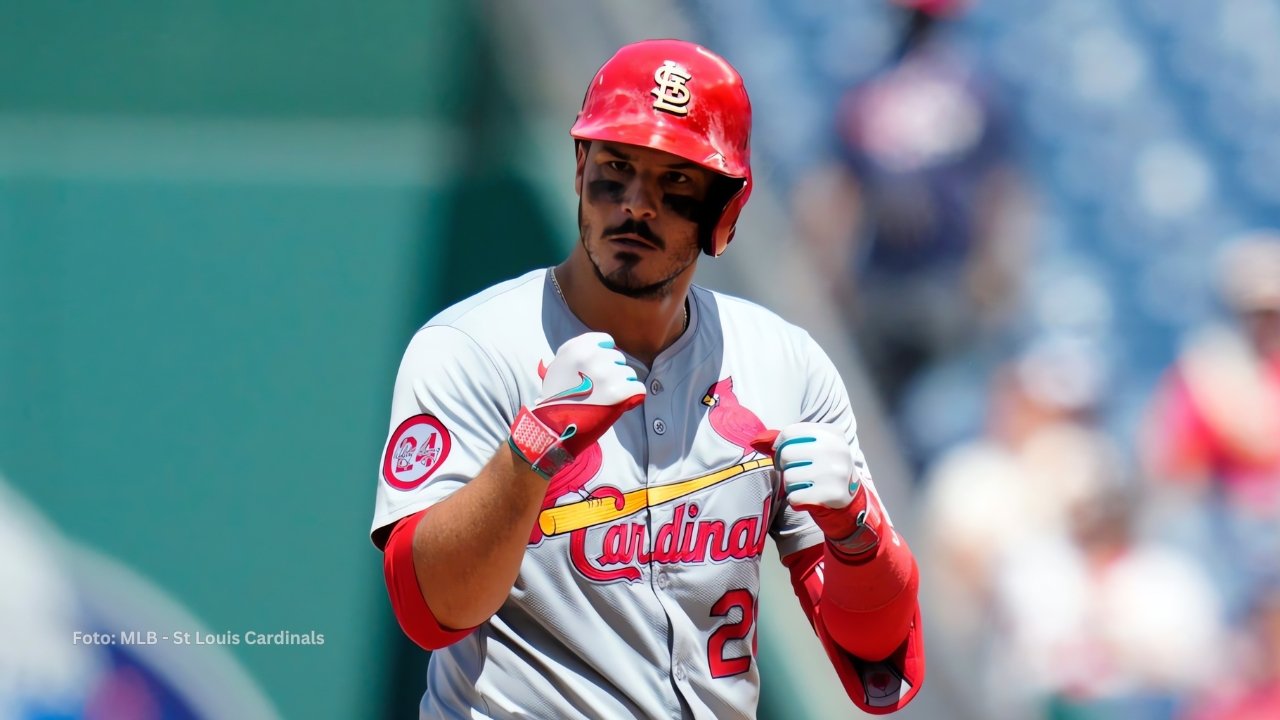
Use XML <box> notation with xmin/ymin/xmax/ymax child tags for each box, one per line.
<box><xmin>0</xmin><ymin>2</ymin><xmax>561</xmax><ymax>717</ymax></box>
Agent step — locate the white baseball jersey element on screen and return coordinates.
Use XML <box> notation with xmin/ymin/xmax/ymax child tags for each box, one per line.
<box><xmin>371</xmin><ymin>268</ymin><xmax>876</xmax><ymax>719</ymax></box>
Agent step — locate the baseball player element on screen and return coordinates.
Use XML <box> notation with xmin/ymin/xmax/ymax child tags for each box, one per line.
<box><xmin>371</xmin><ymin>39</ymin><xmax>924</xmax><ymax>719</ymax></box>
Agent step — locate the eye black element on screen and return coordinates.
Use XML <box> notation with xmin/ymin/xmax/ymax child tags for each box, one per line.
<box><xmin>663</xmin><ymin>194</ymin><xmax>702</xmax><ymax>221</ymax></box>
<box><xmin>587</xmin><ymin>179</ymin><xmax>626</xmax><ymax>203</ymax></box>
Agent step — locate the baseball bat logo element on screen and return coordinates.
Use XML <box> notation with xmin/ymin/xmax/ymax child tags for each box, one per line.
<box><xmin>538</xmin><ymin>457</ymin><xmax>773</xmax><ymax>537</ymax></box>
<box><xmin>541</xmin><ymin>458</ymin><xmax>776</xmax><ymax>584</ymax></box>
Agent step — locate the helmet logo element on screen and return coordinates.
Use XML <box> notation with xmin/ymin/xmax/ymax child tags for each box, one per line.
<box><xmin>651</xmin><ymin>61</ymin><xmax>693</xmax><ymax>116</ymax></box>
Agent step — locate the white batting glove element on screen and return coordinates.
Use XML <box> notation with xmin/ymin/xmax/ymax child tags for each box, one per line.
<box><xmin>509</xmin><ymin>332</ymin><xmax>645</xmax><ymax>479</ymax></box>
<box><xmin>767</xmin><ymin>422</ymin><xmax>884</xmax><ymax>558</ymax></box>
<box><xmin>773</xmin><ymin>422</ymin><xmax>858</xmax><ymax>508</ymax></box>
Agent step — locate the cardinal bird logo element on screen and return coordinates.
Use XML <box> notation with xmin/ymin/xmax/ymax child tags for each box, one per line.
<box><xmin>702</xmin><ymin>377</ymin><xmax>768</xmax><ymax>458</ymax></box>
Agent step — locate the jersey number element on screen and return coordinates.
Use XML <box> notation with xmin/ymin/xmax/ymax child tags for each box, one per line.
<box><xmin>708</xmin><ymin>589</ymin><xmax>757</xmax><ymax>678</ymax></box>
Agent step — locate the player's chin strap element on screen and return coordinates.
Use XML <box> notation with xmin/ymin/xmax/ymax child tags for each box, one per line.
<box><xmin>509</xmin><ymin>407</ymin><xmax>576</xmax><ymax>480</ymax></box>
<box><xmin>751</xmin><ymin>430</ymin><xmax>884</xmax><ymax>561</ymax></box>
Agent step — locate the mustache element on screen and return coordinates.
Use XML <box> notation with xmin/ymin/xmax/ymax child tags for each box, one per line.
<box><xmin>603</xmin><ymin>219</ymin><xmax>664</xmax><ymax>250</ymax></box>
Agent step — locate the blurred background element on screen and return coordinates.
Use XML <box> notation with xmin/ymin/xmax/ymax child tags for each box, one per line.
<box><xmin>3</xmin><ymin>0</ymin><xmax>1279</xmax><ymax>718</ymax></box>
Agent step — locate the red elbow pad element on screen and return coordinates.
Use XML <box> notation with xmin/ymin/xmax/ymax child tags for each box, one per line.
<box><xmin>820</xmin><ymin>530</ymin><xmax>920</xmax><ymax>662</ymax></box>
<box><xmin>784</xmin><ymin>537</ymin><xmax>926</xmax><ymax>714</ymax></box>
<box><xmin>383</xmin><ymin>509</ymin><xmax>476</xmax><ymax>651</ymax></box>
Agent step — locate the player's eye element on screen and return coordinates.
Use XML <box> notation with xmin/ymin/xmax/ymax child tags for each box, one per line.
<box><xmin>606</xmin><ymin>160</ymin><xmax>630</xmax><ymax>173</ymax></box>
<box><xmin>665</xmin><ymin>171</ymin><xmax>690</xmax><ymax>185</ymax></box>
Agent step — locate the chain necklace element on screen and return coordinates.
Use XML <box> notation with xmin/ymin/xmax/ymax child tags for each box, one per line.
<box><xmin>550</xmin><ymin>268</ymin><xmax>689</xmax><ymax>333</ymax></box>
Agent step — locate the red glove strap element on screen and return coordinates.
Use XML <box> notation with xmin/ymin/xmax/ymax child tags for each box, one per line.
<box><xmin>795</xmin><ymin>484</ymin><xmax>883</xmax><ymax>560</ymax></box>
<box><xmin>508</xmin><ymin>407</ymin><xmax>574</xmax><ymax>478</ymax></box>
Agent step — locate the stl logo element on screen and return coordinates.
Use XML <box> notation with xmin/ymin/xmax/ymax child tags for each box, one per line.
<box><xmin>382</xmin><ymin>414</ymin><xmax>452</xmax><ymax>491</ymax></box>
<box><xmin>652</xmin><ymin>60</ymin><xmax>692</xmax><ymax>115</ymax></box>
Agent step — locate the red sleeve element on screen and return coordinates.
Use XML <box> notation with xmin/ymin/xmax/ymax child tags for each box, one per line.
<box><xmin>782</xmin><ymin>538</ymin><xmax>925</xmax><ymax>715</ymax></box>
<box><xmin>1142</xmin><ymin>370</ymin><xmax>1214</xmax><ymax>483</ymax></box>
<box><xmin>382</xmin><ymin>508</ymin><xmax>477</xmax><ymax>651</ymax></box>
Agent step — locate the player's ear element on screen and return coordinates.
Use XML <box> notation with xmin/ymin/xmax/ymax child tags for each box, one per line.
<box><xmin>574</xmin><ymin>141</ymin><xmax>588</xmax><ymax>196</ymax></box>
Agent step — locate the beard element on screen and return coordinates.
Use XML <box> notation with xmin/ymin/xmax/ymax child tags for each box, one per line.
<box><xmin>578</xmin><ymin>204</ymin><xmax>700</xmax><ymax>299</ymax></box>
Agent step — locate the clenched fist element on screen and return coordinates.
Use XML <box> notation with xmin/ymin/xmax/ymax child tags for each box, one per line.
<box><xmin>758</xmin><ymin>422</ymin><xmax>885</xmax><ymax>559</ymax></box>
<box><xmin>509</xmin><ymin>332</ymin><xmax>645</xmax><ymax>479</ymax></box>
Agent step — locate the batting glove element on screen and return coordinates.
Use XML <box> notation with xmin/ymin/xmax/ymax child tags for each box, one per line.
<box><xmin>757</xmin><ymin>422</ymin><xmax>884</xmax><ymax>559</ymax></box>
<box><xmin>509</xmin><ymin>332</ymin><xmax>645</xmax><ymax>479</ymax></box>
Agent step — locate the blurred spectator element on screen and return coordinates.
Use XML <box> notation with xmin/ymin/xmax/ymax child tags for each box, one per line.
<box><xmin>1139</xmin><ymin>233</ymin><xmax>1280</xmax><ymax>615</ymax></box>
<box><xmin>921</xmin><ymin>336</ymin><xmax>1108</xmax><ymax>630</ymax></box>
<box><xmin>920</xmin><ymin>340</ymin><xmax>1112</xmax><ymax>713</ymax></box>
<box><xmin>794</xmin><ymin>0</ymin><xmax>1034</xmax><ymax>414</ymax></box>
<box><xmin>1185</xmin><ymin>581</ymin><xmax>1280</xmax><ymax>720</ymax></box>
<box><xmin>991</xmin><ymin>481</ymin><xmax>1224</xmax><ymax>720</ymax></box>
<box><xmin>1141</xmin><ymin>232</ymin><xmax>1280</xmax><ymax>503</ymax></box>
<box><xmin>921</xmin><ymin>337</ymin><xmax>1225</xmax><ymax>719</ymax></box>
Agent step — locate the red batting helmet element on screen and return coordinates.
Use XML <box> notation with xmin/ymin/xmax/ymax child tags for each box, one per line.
<box><xmin>892</xmin><ymin>0</ymin><xmax>970</xmax><ymax>17</ymax></box>
<box><xmin>890</xmin><ymin>0</ymin><xmax>967</xmax><ymax>15</ymax></box>
<box><xmin>570</xmin><ymin>39</ymin><xmax>753</xmax><ymax>257</ymax></box>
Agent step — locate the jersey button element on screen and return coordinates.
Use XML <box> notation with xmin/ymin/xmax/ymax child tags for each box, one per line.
<box><xmin>653</xmin><ymin>419</ymin><xmax>666</xmax><ymax>435</ymax></box>
<box><xmin>650</xmin><ymin>379</ymin><xmax>663</xmax><ymax>394</ymax></box>
<box><xmin>674</xmin><ymin>665</ymin><xmax>687</xmax><ymax>682</ymax></box>
<box><xmin>656</xmin><ymin>571</ymin><xmax>669</xmax><ymax>589</ymax></box>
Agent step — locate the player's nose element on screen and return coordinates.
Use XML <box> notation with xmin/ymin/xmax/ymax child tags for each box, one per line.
<box><xmin>620</xmin><ymin>178</ymin><xmax>659</xmax><ymax>220</ymax></box>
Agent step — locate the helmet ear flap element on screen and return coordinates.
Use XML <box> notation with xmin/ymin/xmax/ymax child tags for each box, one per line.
<box><xmin>699</xmin><ymin>175</ymin><xmax>747</xmax><ymax>256</ymax></box>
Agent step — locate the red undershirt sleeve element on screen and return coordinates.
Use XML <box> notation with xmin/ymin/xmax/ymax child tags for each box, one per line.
<box><xmin>382</xmin><ymin>508</ymin><xmax>477</xmax><ymax>651</ymax></box>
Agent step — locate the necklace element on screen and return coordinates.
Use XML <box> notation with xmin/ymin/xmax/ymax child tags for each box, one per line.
<box><xmin>550</xmin><ymin>268</ymin><xmax>689</xmax><ymax>333</ymax></box>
